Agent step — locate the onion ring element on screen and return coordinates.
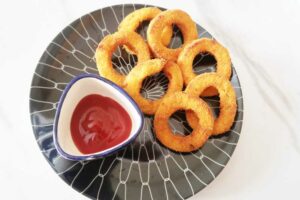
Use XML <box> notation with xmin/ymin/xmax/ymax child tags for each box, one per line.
<box><xmin>178</xmin><ymin>38</ymin><xmax>231</xmax><ymax>96</ymax></box>
<box><xmin>147</xmin><ymin>9</ymin><xmax>198</xmax><ymax>61</ymax></box>
<box><xmin>185</xmin><ymin>73</ymin><xmax>236</xmax><ymax>135</ymax></box>
<box><xmin>95</xmin><ymin>31</ymin><xmax>150</xmax><ymax>87</ymax></box>
<box><xmin>124</xmin><ymin>59</ymin><xmax>183</xmax><ymax>115</ymax></box>
<box><xmin>118</xmin><ymin>7</ymin><xmax>173</xmax><ymax>54</ymax></box>
<box><xmin>154</xmin><ymin>92</ymin><xmax>214</xmax><ymax>152</ymax></box>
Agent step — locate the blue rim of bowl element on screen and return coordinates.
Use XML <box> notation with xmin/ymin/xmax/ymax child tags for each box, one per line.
<box><xmin>53</xmin><ymin>73</ymin><xmax>144</xmax><ymax>161</ymax></box>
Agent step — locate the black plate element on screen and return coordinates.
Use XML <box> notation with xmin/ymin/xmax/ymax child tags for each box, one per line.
<box><xmin>29</xmin><ymin>4</ymin><xmax>243</xmax><ymax>200</ymax></box>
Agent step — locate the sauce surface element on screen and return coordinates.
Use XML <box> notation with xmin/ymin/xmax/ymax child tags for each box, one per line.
<box><xmin>70</xmin><ymin>94</ymin><xmax>132</xmax><ymax>154</ymax></box>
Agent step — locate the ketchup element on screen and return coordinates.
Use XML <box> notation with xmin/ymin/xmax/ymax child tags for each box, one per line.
<box><xmin>70</xmin><ymin>94</ymin><xmax>132</xmax><ymax>154</ymax></box>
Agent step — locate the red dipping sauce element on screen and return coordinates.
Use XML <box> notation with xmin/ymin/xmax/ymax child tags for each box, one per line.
<box><xmin>70</xmin><ymin>94</ymin><xmax>132</xmax><ymax>154</ymax></box>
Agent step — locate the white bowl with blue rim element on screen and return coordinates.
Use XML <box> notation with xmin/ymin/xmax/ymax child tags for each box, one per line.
<box><xmin>53</xmin><ymin>74</ymin><xmax>144</xmax><ymax>161</ymax></box>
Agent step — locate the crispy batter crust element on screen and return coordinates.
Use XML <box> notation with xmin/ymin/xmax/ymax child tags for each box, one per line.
<box><xmin>95</xmin><ymin>31</ymin><xmax>150</xmax><ymax>87</ymax></box>
<box><xmin>118</xmin><ymin>7</ymin><xmax>173</xmax><ymax>54</ymax></box>
<box><xmin>154</xmin><ymin>92</ymin><xmax>214</xmax><ymax>152</ymax></box>
<box><xmin>124</xmin><ymin>59</ymin><xmax>183</xmax><ymax>115</ymax></box>
<box><xmin>178</xmin><ymin>38</ymin><xmax>231</xmax><ymax>96</ymax></box>
<box><xmin>147</xmin><ymin>9</ymin><xmax>198</xmax><ymax>61</ymax></box>
<box><xmin>185</xmin><ymin>73</ymin><xmax>236</xmax><ymax>135</ymax></box>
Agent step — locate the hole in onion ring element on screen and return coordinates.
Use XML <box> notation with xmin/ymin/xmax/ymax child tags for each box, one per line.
<box><xmin>192</xmin><ymin>52</ymin><xmax>217</xmax><ymax>75</ymax></box>
<box><xmin>111</xmin><ymin>46</ymin><xmax>138</xmax><ymax>75</ymax></box>
<box><xmin>167</xmin><ymin>25</ymin><xmax>183</xmax><ymax>49</ymax></box>
<box><xmin>140</xmin><ymin>72</ymin><xmax>169</xmax><ymax>100</ymax></box>
<box><xmin>168</xmin><ymin>110</ymin><xmax>193</xmax><ymax>136</ymax></box>
<box><xmin>187</xmin><ymin>96</ymin><xmax>221</xmax><ymax>131</ymax></box>
<box><xmin>203</xmin><ymin>96</ymin><xmax>220</xmax><ymax>118</ymax></box>
<box><xmin>136</xmin><ymin>21</ymin><xmax>151</xmax><ymax>40</ymax></box>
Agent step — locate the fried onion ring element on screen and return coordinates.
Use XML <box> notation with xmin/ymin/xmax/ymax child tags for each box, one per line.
<box><xmin>118</xmin><ymin>7</ymin><xmax>173</xmax><ymax>54</ymax></box>
<box><xmin>147</xmin><ymin>9</ymin><xmax>198</xmax><ymax>61</ymax></box>
<box><xmin>95</xmin><ymin>31</ymin><xmax>150</xmax><ymax>87</ymax></box>
<box><xmin>185</xmin><ymin>73</ymin><xmax>236</xmax><ymax>135</ymax></box>
<box><xmin>154</xmin><ymin>92</ymin><xmax>214</xmax><ymax>152</ymax></box>
<box><xmin>178</xmin><ymin>38</ymin><xmax>232</xmax><ymax>96</ymax></box>
<box><xmin>124</xmin><ymin>59</ymin><xmax>183</xmax><ymax>115</ymax></box>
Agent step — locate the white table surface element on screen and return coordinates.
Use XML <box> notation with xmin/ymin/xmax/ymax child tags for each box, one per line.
<box><xmin>1</xmin><ymin>0</ymin><xmax>300</xmax><ymax>199</ymax></box>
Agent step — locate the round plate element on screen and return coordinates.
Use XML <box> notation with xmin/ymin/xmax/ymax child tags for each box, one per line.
<box><xmin>30</xmin><ymin>4</ymin><xmax>243</xmax><ymax>200</ymax></box>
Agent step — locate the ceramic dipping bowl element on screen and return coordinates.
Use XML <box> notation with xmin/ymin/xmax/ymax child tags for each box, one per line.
<box><xmin>53</xmin><ymin>74</ymin><xmax>144</xmax><ymax>161</ymax></box>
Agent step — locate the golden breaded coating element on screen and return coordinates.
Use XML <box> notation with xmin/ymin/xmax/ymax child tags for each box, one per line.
<box><xmin>124</xmin><ymin>59</ymin><xmax>183</xmax><ymax>115</ymax></box>
<box><xmin>154</xmin><ymin>92</ymin><xmax>214</xmax><ymax>152</ymax></box>
<box><xmin>95</xmin><ymin>31</ymin><xmax>150</xmax><ymax>87</ymax></box>
<box><xmin>178</xmin><ymin>38</ymin><xmax>231</xmax><ymax>96</ymax></box>
<box><xmin>118</xmin><ymin>7</ymin><xmax>173</xmax><ymax>54</ymax></box>
<box><xmin>185</xmin><ymin>73</ymin><xmax>236</xmax><ymax>135</ymax></box>
<box><xmin>147</xmin><ymin>9</ymin><xmax>198</xmax><ymax>61</ymax></box>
